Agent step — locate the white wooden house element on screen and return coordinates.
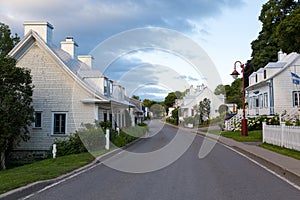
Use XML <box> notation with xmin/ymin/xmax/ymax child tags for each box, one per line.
<box><xmin>179</xmin><ymin>84</ymin><xmax>225</xmax><ymax>119</ymax></box>
<box><xmin>8</xmin><ymin>22</ymin><xmax>135</xmax><ymax>152</ymax></box>
<box><xmin>246</xmin><ymin>51</ymin><xmax>300</xmax><ymax>118</ymax></box>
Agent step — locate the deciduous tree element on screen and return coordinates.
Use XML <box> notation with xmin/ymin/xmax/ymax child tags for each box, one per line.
<box><xmin>0</xmin><ymin>22</ymin><xmax>34</xmax><ymax>170</ymax></box>
<box><xmin>250</xmin><ymin>0</ymin><xmax>299</xmax><ymax>71</ymax></box>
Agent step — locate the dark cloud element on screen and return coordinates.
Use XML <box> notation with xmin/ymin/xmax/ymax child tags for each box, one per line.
<box><xmin>0</xmin><ymin>0</ymin><xmax>245</xmax><ymax>54</ymax></box>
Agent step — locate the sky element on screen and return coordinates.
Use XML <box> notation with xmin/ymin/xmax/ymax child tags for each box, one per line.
<box><xmin>0</xmin><ymin>0</ymin><xmax>268</xmax><ymax>101</ymax></box>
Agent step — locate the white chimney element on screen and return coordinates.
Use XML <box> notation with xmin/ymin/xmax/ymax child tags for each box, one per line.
<box><xmin>24</xmin><ymin>22</ymin><xmax>53</xmax><ymax>44</ymax></box>
<box><xmin>278</xmin><ymin>50</ymin><xmax>287</xmax><ymax>61</ymax></box>
<box><xmin>61</xmin><ymin>36</ymin><xmax>78</xmax><ymax>59</ymax></box>
<box><xmin>78</xmin><ymin>55</ymin><xmax>94</xmax><ymax>68</ymax></box>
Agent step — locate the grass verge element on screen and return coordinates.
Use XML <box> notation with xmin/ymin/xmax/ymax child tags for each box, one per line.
<box><xmin>260</xmin><ymin>143</ymin><xmax>300</xmax><ymax>160</ymax></box>
<box><xmin>220</xmin><ymin>130</ymin><xmax>262</xmax><ymax>142</ymax></box>
<box><xmin>201</xmin><ymin>129</ymin><xmax>262</xmax><ymax>142</ymax></box>
<box><xmin>0</xmin><ymin>152</ymin><xmax>94</xmax><ymax>194</ymax></box>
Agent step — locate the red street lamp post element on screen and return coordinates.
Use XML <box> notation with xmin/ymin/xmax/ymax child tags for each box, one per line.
<box><xmin>230</xmin><ymin>61</ymin><xmax>248</xmax><ymax>136</ymax></box>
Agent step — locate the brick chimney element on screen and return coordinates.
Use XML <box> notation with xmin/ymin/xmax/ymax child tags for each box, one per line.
<box><xmin>24</xmin><ymin>22</ymin><xmax>54</xmax><ymax>44</ymax></box>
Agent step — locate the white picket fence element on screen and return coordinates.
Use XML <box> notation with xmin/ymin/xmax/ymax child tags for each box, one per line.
<box><xmin>262</xmin><ymin>122</ymin><xmax>300</xmax><ymax>151</ymax></box>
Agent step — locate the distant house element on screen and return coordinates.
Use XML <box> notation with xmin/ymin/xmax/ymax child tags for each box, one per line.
<box><xmin>179</xmin><ymin>84</ymin><xmax>225</xmax><ymax>120</ymax></box>
<box><xmin>246</xmin><ymin>51</ymin><xmax>300</xmax><ymax>117</ymax></box>
<box><xmin>128</xmin><ymin>97</ymin><xmax>144</xmax><ymax>126</ymax></box>
<box><xmin>8</xmin><ymin>22</ymin><xmax>135</xmax><ymax>154</ymax></box>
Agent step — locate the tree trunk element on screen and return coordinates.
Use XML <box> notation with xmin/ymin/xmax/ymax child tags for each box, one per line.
<box><xmin>0</xmin><ymin>151</ymin><xmax>6</xmax><ymax>170</ymax></box>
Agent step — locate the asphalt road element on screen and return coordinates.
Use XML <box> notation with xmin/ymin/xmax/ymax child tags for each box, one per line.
<box><xmin>23</xmin><ymin>120</ymin><xmax>300</xmax><ymax>200</ymax></box>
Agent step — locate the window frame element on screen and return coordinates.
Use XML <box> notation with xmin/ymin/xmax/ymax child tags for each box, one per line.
<box><xmin>33</xmin><ymin>111</ymin><xmax>42</xmax><ymax>128</ymax></box>
<box><xmin>264</xmin><ymin>70</ymin><xmax>267</xmax><ymax>79</ymax></box>
<box><xmin>264</xmin><ymin>93</ymin><xmax>268</xmax><ymax>108</ymax></box>
<box><xmin>109</xmin><ymin>80</ymin><xmax>113</xmax><ymax>96</ymax></box>
<box><xmin>51</xmin><ymin>112</ymin><xmax>68</xmax><ymax>135</ymax></box>
<box><xmin>259</xmin><ymin>94</ymin><xmax>263</xmax><ymax>108</ymax></box>
<box><xmin>104</xmin><ymin>78</ymin><xmax>108</xmax><ymax>96</ymax></box>
<box><xmin>293</xmin><ymin>91</ymin><xmax>300</xmax><ymax>107</ymax></box>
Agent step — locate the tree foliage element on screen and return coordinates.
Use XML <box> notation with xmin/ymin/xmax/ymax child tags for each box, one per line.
<box><xmin>275</xmin><ymin>6</ymin><xmax>300</xmax><ymax>53</ymax></box>
<box><xmin>224</xmin><ymin>78</ymin><xmax>242</xmax><ymax>108</ymax></box>
<box><xmin>199</xmin><ymin>98</ymin><xmax>211</xmax><ymax>121</ymax></box>
<box><xmin>143</xmin><ymin>99</ymin><xmax>156</xmax><ymax>108</ymax></box>
<box><xmin>131</xmin><ymin>95</ymin><xmax>140</xmax><ymax>100</ymax></box>
<box><xmin>250</xmin><ymin>0</ymin><xmax>299</xmax><ymax>71</ymax></box>
<box><xmin>214</xmin><ymin>84</ymin><xmax>225</xmax><ymax>95</ymax></box>
<box><xmin>164</xmin><ymin>91</ymin><xmax>182</xmax><ymax>108</ymax></box>
<box><xmin>0</xmin><ymin>22</ymin><xmax>19</xmax><ymax>56</ymax></box>
<box><xmin>0</xmin><ymin>22</ymin><xmax>34</xmax><ymax>170</ymax></box>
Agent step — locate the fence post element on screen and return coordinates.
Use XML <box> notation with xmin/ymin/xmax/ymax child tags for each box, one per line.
<box><xmin>280</xmin><ymin>122</ymin><xmax>285</xmax><ymax>147</ymax></box>
<box><xmin>52</xmin><ymin>144</ymin><xmax>57</xmax><ymax>159</ymax></box>
<box><xmin>262</xmin><ymin>122</ymin><xmax>266</xmax><ymax>143</ymax></box>
<box><xmin>105</xmin><ymin>128</ymin><xmax>110</xmax><ymax>150</ymax></box>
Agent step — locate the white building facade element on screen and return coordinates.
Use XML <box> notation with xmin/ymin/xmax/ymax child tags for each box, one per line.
<box><xmin>9</xmin><ymin>22</ymin><xmax>135</xmax><ymax>151</ymax></box>
<box><xmin>179</xmin><ymin>85</ymin><xmax>225</xmax><ymax>119</ymax></box>
<box><xmin>246</xmin><ymin>51</ymin><xmax>300</xmax><ymax>117</ymax></box>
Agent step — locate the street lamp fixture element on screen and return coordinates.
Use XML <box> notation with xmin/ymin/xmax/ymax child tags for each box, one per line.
<box><xmin>230</xmin><ymin>61</ymin><xmax>248</xmax><ymax>136</ymax></box>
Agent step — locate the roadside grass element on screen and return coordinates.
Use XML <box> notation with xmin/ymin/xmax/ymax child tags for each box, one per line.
<box><xmin>0</xmin><ymin>125</ymin><xmax>145</xmax><ymax>195</ymax></box>
<box><xmin>0</xmin><ymin>152</ymin><xmax>95</xmax><ymax>194</ymax></box>
<box><xmin>200</xmin><ymin>129</ymin><xmax>222</xmax><ymax>135</ymax></box>
<box><xmin>201</xmin><ymin>129</ymin><xmax>262</xmax><ymax>142</ymax></box>
<box><xmin>202</xmin><ymin>128</ymin><xmax>300</xmax><ymax>160</ymax></box>
<box><xmin>220</xmin><ymin>130</ymin><xmax>262</xmax><ymax>142</ymax></box>
<box><xmin>260</xmin><ymin>143</ymin><xmax>300</xmax><ymax>160</ymax></box>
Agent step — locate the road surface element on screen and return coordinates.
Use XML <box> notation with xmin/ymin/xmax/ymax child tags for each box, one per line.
<box><xmin>23</xmin><ymin>120</ymin><xmax>300</xmax><ymax>200</ymax></box>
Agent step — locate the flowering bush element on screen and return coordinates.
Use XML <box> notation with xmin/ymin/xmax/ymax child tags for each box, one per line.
<box><xmin>233</xmin><ymin>115</ymin><xmax>280</xmax><ymax>131</ymax></box>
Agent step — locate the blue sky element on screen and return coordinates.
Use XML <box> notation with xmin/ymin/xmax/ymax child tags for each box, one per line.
<box><xmin>0</xmin><ymin>0</ymin><xmax>268</xmax><ymax>100</ymax></box>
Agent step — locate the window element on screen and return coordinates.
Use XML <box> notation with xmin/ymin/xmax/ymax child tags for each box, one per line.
<box><xmin>249</xmin><ymin>97</ymin><xmax>252</xmax><ymax>109</ymax></box>
<box><xmin>34</xmin><ymin>112</ymin><xmax>42</xmax><ymax>128</ymax></box>
<box><xmin>52</xmin><ymin>112</ymin><xmax>67</xmax><ymax>134</ymax></box>
<box><xmin>264</xmin><ymin>93</ymin><xmax>268</xmax><ymax>108</ymax></box>
<box><xmin>109</xmin><ymin>81</ymin><xmax>113</xmax><ymax>96</ymax></box>
<box><xmin>256</xmin><ymin>97</ymin><xmax>259</xmax><ymax>108</ymax></box>
<box><xmin>103</xmin><ymin>112</ymin><xmax>107</xmax><ymax>122</ymax></box>
<box><xmin>293</xmin><ymin>91</ymin><xmax>300</xmax><ymax>107</ymax></box>
<box><xmin>259</xmin><ymin>94</ymin><xmax>263</xmax><ymax>108</ymax></box>
<box><xmin>255</xmin><ymin>74</ymin><xmax>258</xmax><ymax>82</ymax></box>
<box><xmin>104</xmin><ymin>78</ymin><xmax>108</xmax><ymax>96</ymax></box>
<box><xmin>264</xmin><ymin>70</ymin><xmax>267</xmax><ymax>79</ymax></box>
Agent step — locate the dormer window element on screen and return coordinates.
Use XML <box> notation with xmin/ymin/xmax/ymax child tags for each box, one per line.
<box><xmin>109</xmin><ymin>81</ymin><xmax>113</xmax><ymax>96</ymax></box>
<box><xmin>104</xmin><ymin>78</ymin><xmax>108</xmax><ymax>96</ymax></box>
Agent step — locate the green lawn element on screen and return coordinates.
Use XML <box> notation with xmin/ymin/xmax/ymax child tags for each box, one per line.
<box><xmin>220</xmin><ymin>130</ymin><xmax>262</xmax><ymax>142</ymax></box>
<box><xmin>0</xmin><ymin>153</ymin><xmax>95</xmax><ymax>194</ymax></box>
<box><xmin>201</xmin><ymin>129</ymin><xmax>263</xmax><ymax>142</ymax></box>
<box><xmin>260</xmin><ymin>143</ymin><xmax>300</xmax><ymax>160</ymax></box>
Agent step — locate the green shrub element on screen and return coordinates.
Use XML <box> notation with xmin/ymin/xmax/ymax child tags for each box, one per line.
<box><xmin>99</xmin><ymin>121</ymin><xmax>112</xmax><ymax>130</ymax></box>
<box><xmin>53</xmin><ymin>133</ymin><xmax>87</xmax><ymax>157</ymax></box>
<box><xmin>138</xmin><ymin>122</ymin><xmax>148</xmax><ymax>127</ymax></box>
<box><xmin>53</xmin><ymin>125</ymin><xmax>107</xmax><ymax>157</ymax></box>
<box><xmin>166</xmin><ymin>117</ymin><xmax>178</xmax><ymax>125</ymax></box>
<box><xmin>296</xmin><ymin>119</ymin><xmax>300</xmax><ymax>126</ymax></box>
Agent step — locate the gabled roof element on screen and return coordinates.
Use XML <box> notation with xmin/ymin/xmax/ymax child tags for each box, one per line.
<box><xmin>265</xmin><ymin>62</ymin><xmax>286</xmax><ymax>68</ymax></box>
<box><xmin>246</xmin><ymin>52</ymin><xmax>300</xmax><ymax>90</ymax></box>
<box><xmin>9</xmin><ymin>30</ymin><xmax>109</xmax><ymax>102</ymax></box>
